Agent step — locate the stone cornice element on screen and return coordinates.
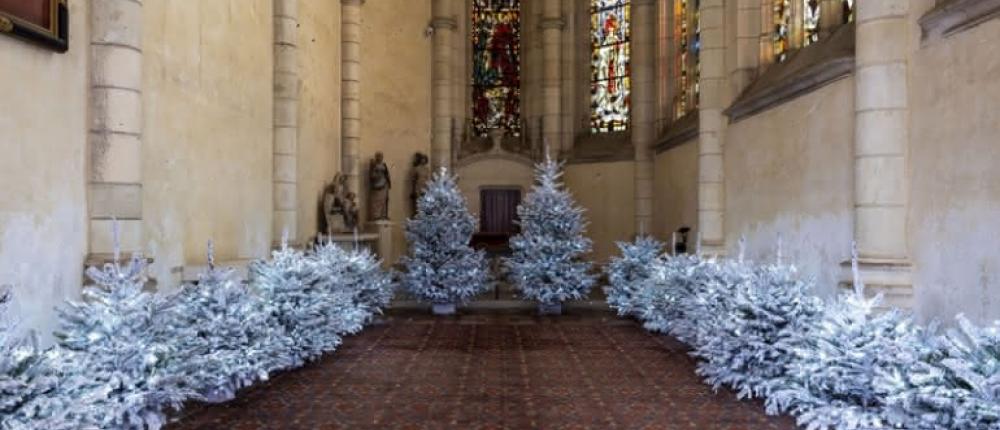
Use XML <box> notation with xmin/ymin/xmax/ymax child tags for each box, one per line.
<box><xmin>919</xmin><ymin>0</ymin><xmax>1000</xmax><ymax>41</ymax></box>
<box><xmin>654</xmin><ymin>112</ymin><xmax>699</xmax><ymax>154</ymax></box>
<box><xmin>726</xmin><ymin>22</ymin><xmax>855</xmax><ymax>123</ymax></box>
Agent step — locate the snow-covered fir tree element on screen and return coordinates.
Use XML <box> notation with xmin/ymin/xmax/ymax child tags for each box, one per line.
<box><xmin>875</xmin><ymin>314</ymin><xmax>1000</xmax><ymax>429</ymax></box>
<box><xmin>0</xmin><ymin>285</ymin><xmax>59</xmax><ymax>429</ymax></box>
<box><xmin>248</xmin><ymin>232</ymin><xmax>341</xmax><ymax>364</ymax></box>
<box><xmin>505</xmin><ymin>157</ymin><xmax>595</xmax><ymax>305</ymax></box>
<box><xmin>399</xmin><ymin>168</ymin><xmax>491</xmax><ymax>305</ymax></box>
<box><xmin>765</xmin><ymin>245</ymin><xmax>920</xmax><ymax>430</ymax></box>
<box><xmin>605</xmin><ymin>236</ymin><xmax>664</xmax><ymax>317</ymax></box>
<box><xmin>694</xmin><ymin>262</ymin><xmax>823</xmax><ymax>400</ymax></box>
<box><xmin>47</xmin><ymin>239</ymin><xmax>191</xmax><ymax>429</ymax></box>
<box><xmin>165</xmin><ymin>241</ymin><xmax>294</xmax><ymax>403</ymax></box>
<box><xmin>312</xmin><ymin>240</ymin><xmax>394</xmax><ymax>322</ymax></box>
<box><xmin>631</xmin><ymin>252</ymin><xmax>701</xmax><ymax>335</ymax></box>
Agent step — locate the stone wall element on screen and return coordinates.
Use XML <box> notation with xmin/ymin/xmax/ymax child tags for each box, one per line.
<box><xmin>0</xmin><ymin>1</ymin><xmax>89</xmax><ymax>340</ymax></box>
<box><xmin>725</xmin><ymin>77</ymin><xmax>855</xmax><ymax>297</ymax></box>
<box><xmin>142</xmin><ymin>0</ymin><xmax>274</xmax><ymax>289</ymax></box>
<box><xmin>653</xmin><ymin>140</ymin><xmax>699</xmax><ymax>244</ymax></box>
<box><xmin>909</xmin><ymin>14</ymin><xmax>1000</xmax><ymax>323</ymax></box>
<box><xmin>565</xmin><ymin>161</ymin><xmax>637</xmax><ymax>262</ymax></box>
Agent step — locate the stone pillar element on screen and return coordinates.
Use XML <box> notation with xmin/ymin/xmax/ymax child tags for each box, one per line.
<box><xmin>431</xmin><ymin>0</ymin><xmax>456</xmax><ymax>169</ymax></box>
<box><xmin>341</xmin><ymin>0</ymin><xmax>364</xmax><ymax>198</ymax></box>
<box><xmin>847</xmin><ymin>0</ymin><xmax>912</xmax><ymax>307</ymax></box>
<box><xmin>733</xmin><ymin>0</ymin><xmax>760</xmax><ymax>95</ymax></box>
<box><xmin>632</xmin><ymin>0</ymin><xmax>656</xmax><ymax>235</ymax></box>
<box><xmin>89</xmin><ymin>0</ymin><xmax>144</xmax><ymax>257</ymax></box>
<box><xmin>541</xmin><ymin>0</ymin><xmax>564</xmax><ymax>155</ymax></box>
<box><xmin>697</xmin><ymin>0</ymin><xmax>726</xmax><ymax>254</ymax></box>
<box><xmin>273</xmin><ymin>0</ymin><xmax>299</xmax><ymax>245</ymax></box>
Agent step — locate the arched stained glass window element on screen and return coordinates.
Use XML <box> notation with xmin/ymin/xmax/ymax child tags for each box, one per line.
<box><xmin>472</xmin><ymin>0</ymin><xmax>521</xmax><ymax>137</ymax></box>
<box><xmin>843</xmin><ymin>0</ymin><xmax>854</xmax><ymax>23</ymax></box>
<box><xmin>673</xmin><ymin>0</ymin><xmax>700</xmax><ymax>119</ymax></box>
<box><xmin>591</xmin><ymin>0</ymin><xmax>631</xmax><ymax>133</ymax></box>
<box><xmin>773</xmin><ymin>0</ymin><xmax>791</xmax><ymax>62</ymax></box>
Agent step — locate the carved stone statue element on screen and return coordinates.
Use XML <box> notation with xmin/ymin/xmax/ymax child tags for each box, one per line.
<box><xmin>323</xmin><ymin>173</ymin><xmax>358</xmax><ymax>234</ymax></box>
<box><xmin>410</xmin><ymin>152</ymin><xmax>431</xmax><ymax>215</ymax></box>
<box><xmin>368</xmin><ymin>152</ymin><xmax>391</xmax><ymax>221</ymax></box>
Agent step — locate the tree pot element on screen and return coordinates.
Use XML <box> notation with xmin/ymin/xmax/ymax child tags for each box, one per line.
<box><xmin>432</xmin><ymin>303</ymin><xmax>457</xmax><ymax>316</ymax></box>
<box><xmin>537</xmin><ymin>302</ymin><xmax>562</xmax><ymax>316</ymax></box>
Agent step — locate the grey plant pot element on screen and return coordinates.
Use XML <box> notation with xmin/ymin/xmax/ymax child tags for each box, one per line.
<box><xmin>432</xmin><ymin>303</ymin><xmax>457</xmax><ymax>316</ymax></box>
<box><xmin>537</xmin><ymin>302</ymin><xmax>562</xmax><ymax>316</ymax></box>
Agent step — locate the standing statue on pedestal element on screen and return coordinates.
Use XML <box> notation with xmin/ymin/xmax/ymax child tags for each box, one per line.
<box><xmin>410</xmin><ymin>152</ymin><xmax>431</xmax><ymax>216</ymax></box>
<box><xmin>368</xmin><ymin>152</ymin><xmax>391</xmax><ymax>221</ymax></box>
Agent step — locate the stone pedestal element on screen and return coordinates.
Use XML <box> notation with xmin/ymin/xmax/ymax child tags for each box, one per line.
<box><xmin>538</xmin><ymin>302</ymin><xmax>562</xmax><ymax>316</ymax></box>
<box><xmin>369</xmin><ymin>220</ymin><xmax>395</xmax><ymax>268</ymax></box>
<box><xmin>324</xmin><ymin>231</ymin><xmax>379</xmax><ymax>255</ymax></box>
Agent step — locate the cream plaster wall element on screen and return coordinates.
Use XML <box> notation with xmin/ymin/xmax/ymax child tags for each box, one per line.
<box><xmin>909</xmin><ymin>17</ymin><xmax>1000</xmax><ymax>324</ymax></box>
<box><xmin>143</xmin><ymin>0</ymin><xmax>274</xmax><ymax>289</ymax></box>
<box><xmin>653</xmin><ymin>140</ymin><xmax>699</xmax><ymax>244</ymax></box>
<box><xmin>724</xmin><ymin>78</ymin><xmax>854</xmax><ymax>297</ymax></box>
<box><xmin>360</xmin><ymin>0</ymin><xmax>433</xmax><ymax>265</ymax></box>
<box><xmin>0</xmin><ymin>2</ymin><xmax>89</xmax><ymax>340</ymax></box>
<box><xmin>298</xmin><ymin>1</ymin><xmax>342</xmax><ymax>243</ymax></box>
<box><xmin>565</xmin><ymin>161</ymin><xmax>637</xmax><ymax>262</ymax></box>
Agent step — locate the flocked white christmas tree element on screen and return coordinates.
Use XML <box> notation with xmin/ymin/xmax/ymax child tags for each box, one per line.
<box><xmin>694</xmin><ymin>238</ymin><xmax>824</xmax><ymax>400</ymax></box>
<box><xmin>505</xmin><ymin>157</ymin><xmax>595</xmax><ymax>307</ymax></box>
<box><xmin>605</xmin><ymin>236</ymin><xmax>664</xmax><ymax>317</ymax></box>
<box><xmin>0</xmin><ymin>285</ymin><xmax>59</xmax><ymax>429</ymax></box>
<box><xmin>48</xmin><ymin>222</ymin><xmax>191</xmax><ymax>430</ymax></box>
<box><xmin>765</xmin><ymin>243</ymin><xmax>921</xmax><ymax>430</ymax></box>
<box><xmin>248</xmin><ymin>231</ymin><xmax>342</xmax><ymax>364</ymax></box>
<box><xmin>165</xmin><ymin>241</ymin><xmax>295</xmax><ymax>403</ymax></box>
<box><xmin>399</xmin><ymin>168</ymin><xmax>491</xmax><ymax>306</ymax></box>
<box><xmin>312</xmin><ymin>239</ymin><xmax>395</xmax><ymax>322</ymax></box>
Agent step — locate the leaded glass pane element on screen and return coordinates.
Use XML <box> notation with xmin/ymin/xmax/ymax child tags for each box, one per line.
<box><xmin>673</xmin><ymin>0</ymin><xmax>699</xmax><ymax>119</ymax></box>
<box><xmin>803</xmin><ymin>0</ymin><xmax>820</xmax><ymax>46</ymax></box>
<box><xmin>773</xmin><ymin>0</ymin><xmax>791</xmax><ymax>62</ymax></box>
<box><xmin>843</xmin><ymin>0</ymin><xmax>854</xmax><ymax>23</ymax></box>
<box><xmin>591</xmin><ymin>0</ymin><xmax>631</xmax><ymax>133</ymax></box>
<box><xmin>472</xmin><ymin>0</ymin><xmax>521</xmax><ymax>137</ymax></box>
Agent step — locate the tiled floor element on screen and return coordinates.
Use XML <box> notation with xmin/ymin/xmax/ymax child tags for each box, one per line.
<box><xmin>168</xmin><ymin>310</ymin><xmax>797</xmax><ymax>430</ymax></box>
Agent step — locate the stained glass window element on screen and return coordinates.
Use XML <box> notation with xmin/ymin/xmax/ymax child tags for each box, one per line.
<box><xmin>773</xmin><ymin>0</ymin><xmax>791</xmax><ymax>62</ymax></box>
<box><xmin>803</xmin><ymin>0</ymin><xmax>820</xmax><ymax>46</ymax></box>
<box><xmin>843</xmin><ymin>0</ymin><xmax>854</xmax><ymax>23</ymax></box>
<box><xmin>472</xmin><ymin>0</ymin><xmax>521</xmax><ymax>137</ymax></box>
<box><xmin>673</xmin><ymin>0</ymin><xmax>699</xmax><ymax>119</ymax></box>
<box><xmin>591</xmin><ymin>0</ymin><xmax>631</xmax><ymax>133</ymax></box>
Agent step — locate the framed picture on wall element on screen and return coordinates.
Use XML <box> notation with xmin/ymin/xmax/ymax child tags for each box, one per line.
<box><xmin>0</xmin><ymin>0</ymin><xmax>68</xmax><ymax>52</ymax></box>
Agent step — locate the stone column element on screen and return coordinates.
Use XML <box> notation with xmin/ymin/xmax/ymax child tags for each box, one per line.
<box><xmin>341</xmin><ymin>0</ymin><xmax>364</xmax><ymax>198</ymax></box>
<box><xmin>632</xmin><ymin>0</ymin><xmax>656</xmax><ymax>235</ymax></box>
<box><xmin>541</xmin><ymin>0</ymin><xmax>564</xmax><ymax>155</ymax></box>
<box><xmin>89</xmin><ymin>0</ymin><xmax>143</xmax><ymax>257</ymax></box>
<box><xmin>733</xmin><ymin>0</ymin><xmax>760</xmax><ymax>95</ymax></box>
<box><xmin>431</xmin><ymin>0</ymin><xmax>456</xmax><ymax>169</ymax></box>
<box><xmin>697</xmin><ymin>0</ymin><xmax>726</xmax><ymax>254</ymax></box>
<box><xmin>273</xmin><ymin>0</ymin><xmax>299</xmax><ymax>245</ymax></box>
<box><xmin>848</xmin><ymin>0</ymin><xmax>912</xmax><ymax>307</ymax></box>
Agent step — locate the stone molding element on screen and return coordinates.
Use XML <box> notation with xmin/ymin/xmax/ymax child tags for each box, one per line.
<box><xmin>919</xmin><ymin>0</ymin><xmax>1000</xmax><ymax>41</ymax></box>
<box><xmin>430</xmin><ymin>17</ymin><xmax>457</xmax><ymax>30</ymax></box>
<box><xmin>726</xmin><ymin>22</ymin><xmax>855</xmax><ymax>122</ymax></box>
<box><xmin>569</xmin><ymin>131</ymin><xmax>635</xmax><ymax>164</ymax></box>
<box><xmin>539</xmin><ymin>17</ymin><xmax>566</xmax><ymax>30</ymax></box>
<box><xmin>654</xmin><ymin>112</ymin><xmax>699</xmax><ymax>154</ymax></box>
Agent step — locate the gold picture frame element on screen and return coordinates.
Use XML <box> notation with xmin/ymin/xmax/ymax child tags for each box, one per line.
<box><xmin>0</xmin><ymin>0</ymin><xmax>68</xmax><ymax>52</ymax></box>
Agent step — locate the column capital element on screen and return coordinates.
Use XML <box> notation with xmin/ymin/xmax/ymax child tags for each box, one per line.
<box><xmin>340</xmin><ymin>0</ymin><xmax>364</xmax><ymax>5</ymax></box>
<box><xmin>539</xmin><ymin>17</ymin><xmax>565</xmax><ymax>30</ymax></box>
<box><xmin>632</xmin><ymin>0</ymin><xmax>657</xmax><ymax>6</ymax></box>
<box><xmin>431</xmin><ymin>17</ymin><xmax>457</xmax><ymax>30</ymax></box>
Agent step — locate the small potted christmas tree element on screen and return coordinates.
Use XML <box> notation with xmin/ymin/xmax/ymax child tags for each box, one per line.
<box><xmin>505</xmin><ymin>156</ymin><xmax>595</xmax><ymax>315</ymax></box>
<box><xmin>400</xmin><ymin>168</ymin><xmax>491</xmax><ymax>315</ymax></box>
